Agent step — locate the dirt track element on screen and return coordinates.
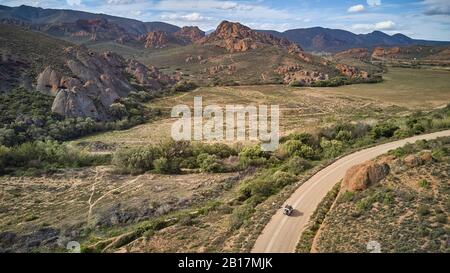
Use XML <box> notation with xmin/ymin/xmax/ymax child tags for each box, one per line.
<box><xmin>252</xmin><ymin>130</ymin><xmax>450</xmax><ymax>253</ymax></box>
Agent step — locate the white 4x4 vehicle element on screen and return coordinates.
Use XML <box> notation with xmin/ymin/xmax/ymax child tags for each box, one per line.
<box><xmin>283</xmin><ymin>205</ymin><xmax>294</xmax><ymax>216</ymax></box>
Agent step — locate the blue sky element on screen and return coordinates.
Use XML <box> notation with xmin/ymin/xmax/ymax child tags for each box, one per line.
<box><xmin>1</xmin><ymin>0</ymin><xmax>449</xmax><ymax>40</ymax></box>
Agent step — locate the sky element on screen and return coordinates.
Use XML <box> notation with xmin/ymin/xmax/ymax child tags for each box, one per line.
<box><xmin>1</xmin><ymin>0</ymin><xmax>449</xmax><ymax>40</ymax></box>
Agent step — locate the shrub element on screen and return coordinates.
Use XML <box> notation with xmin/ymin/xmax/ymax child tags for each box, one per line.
<box><xmin>417</xmin><ymin>205</ymin><xmax>430</xmax><ymax>216</ymax></box>
<box><xmin>0</xmin><ymin>141</ymin><xmax>108</xmax><ymax>174</ymax></box>
<box><xmin>0</xmin><ymin>145</ymin><xmax>11</xmax><ymax>173</ymax></box>
<box><xmin>371</xmin><ymin>123</ymin><xmax>399</xmax><ymax>139</ymax></box>
<box><xmin>282</xmin><ymin>156</ymin><xmax>312</xmax><ymax>175</ymax></box>
<box><xmin>193</xmin><ymin>143</ymin><xmax>237</xmax><ymax>158</ymax></box>
<box><xmin>320</xmin><ymin>138</ymin><xmax>344</xmax><ymax>159</ymax></box>
<box><xmin>197</xmin><ymin>153</ymin><xmax>223</xmax><ymax>173</ymax></box>
<box><xmin>229</xmin><ymin>204</ymin><xmax>255</xmax><ymax>231</ymax></box>
<box><xmin>271</xmin><ymin>171</ymin><xmax>297</xmax><ymax>188</ymax></box>
<box><xmin>112</xmin><ymin>146</ymin><xmax>160</xmax><ymax>174</ymax></box>
<box><xmin>239</xmin><ymin>145</ymin><xmax>269</xmax><ymax>167</ymax></box>
<box><xmin>281</xmin><ymin>140</ymin><xmax>315</xmax><ymax>159</ymax></box>
<box><xmin>418</xmin><ymin>179</ymin><xmax>430</xmax><ymax>189</ymax></box>
<box><xmin>431</xmin><ymin>148</ymin><xmax>448</xmax><ymax>161</ymax></box>
<box><xmin>153</xmin><ymin>157</ymin><xmax>181</xmax><ymax>174</ymax></box>
<box><xmin>172</xmin><ymin>81</ymin><xmax>198</xmax><ymax>92</ymax></box>
<box><xmin>335</xmin><ymin>130</ymin><xmax>353</xmax><ymax>142</ymax></box>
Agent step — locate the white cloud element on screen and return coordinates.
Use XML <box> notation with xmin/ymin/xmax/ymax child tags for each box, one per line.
<box><xmin>67</xmin><ymin>0</ymin><xmax>81</xmax><ymax>6</ymax></box>
<box><xmin>106</xmin><ymin>0</ymin><xmax>136</xmax><ymax>4</ymax></box>
<box><xmin>367</xmin><ymin>0</ymin><xmax>381</xmax><ymax>7</ymax></box>
<box><xmin>423</xmin><ymin>0</ymin><xmax>450</xmax><ymax>15</ymax></box>
<box><xmin>348</xmin><ymin>5</ymin><xmax>365</xmax><ymax>13</ymax></box>
<box><xmin>160</xmin><ymin>12</ymin><xmax>213</xmax><ymax>22</ymax></box>
<box><xmin>352</xmin><ymin>20</ymin><xmax>396</xmax><ymax>31</ymax></box>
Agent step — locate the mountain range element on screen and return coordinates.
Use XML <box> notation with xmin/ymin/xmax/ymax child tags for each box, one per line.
<box><xmin>1</xmin><ymin>5</ymin><xmax>449</xmax><ymax>52</ymax></box>
<box><xmin>259</xmin><ymin>27</ymin><xmax>450</xmax><ymax>52</ymax></box>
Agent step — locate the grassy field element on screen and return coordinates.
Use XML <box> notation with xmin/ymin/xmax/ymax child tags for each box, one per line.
<box><xmin>321</xmin><ymin>67</ymin><xmax>450</xmax><ymax>108</ymax></box>
<box><xmin>74</xmin><ymin>67</ymin><xmax>450</xmax><ymax>149</ymax></box>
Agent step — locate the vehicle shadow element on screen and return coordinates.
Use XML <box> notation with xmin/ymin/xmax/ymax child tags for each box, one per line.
<box><xmin>289</xmin><ymin>209</ymin><xmax>303</xmax><ymax>217</ymax></box>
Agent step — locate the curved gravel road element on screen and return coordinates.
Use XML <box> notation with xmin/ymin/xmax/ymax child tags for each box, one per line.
<box><xmin>252</xmin><ymin>130</ymin><xmax>450</xmax><ymax>253</ymax></box>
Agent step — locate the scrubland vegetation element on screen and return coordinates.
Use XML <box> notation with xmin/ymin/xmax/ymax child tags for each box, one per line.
<box><xmin>313</xmin><ymin>137</ymin><xmax>450</xmax><ymax>253</ymax></box>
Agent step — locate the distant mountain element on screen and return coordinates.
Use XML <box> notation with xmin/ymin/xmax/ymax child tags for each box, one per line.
<box><xmin>0</xmin><ymin>5</ymin><xmax>180</xmax><ymax>42</ymax></box>
<box><xmin>258</xmin><ymin>27</ymin><xmax>450</xmax><ymax>52</ymax></box>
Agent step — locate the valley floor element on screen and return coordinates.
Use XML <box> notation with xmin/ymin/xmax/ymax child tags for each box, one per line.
<box><xmin>0</xmin><ymin>67</ymin><xmax>449</xmax><ymax>253</ymax></box>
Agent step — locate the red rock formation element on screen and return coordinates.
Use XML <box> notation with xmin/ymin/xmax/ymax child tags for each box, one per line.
<box><xmin>200</xmin><ymin>21</ymin><xmax>302</xmax><ymax>53</ymax></box>
<box><xmin>142</xmin><ymin>31</ymin><xmax>172</xmax><ymax>48</ymax></box>
<box><xmin>36</xmin><ymin>46</ymin><xmax>177</xmax><ymax>120</ymax></box>
<box><xmin>174</xmin><ymin>26</ymin><xmax>205</xmax><ymax>43</ymax></box>
<box><xmin>335</xmin><ymin>48</ymin><xmax>370</xmax><ymax>60</ymax></box>
<box><xmin>335</xmin><ymin>63</ymin><xmax>369</xmax><ymax>79</ymax></box>
<box><xmin>342</xmin><ymin>161</ymin><xmax>390</xmax><ymax>192</ymax></box>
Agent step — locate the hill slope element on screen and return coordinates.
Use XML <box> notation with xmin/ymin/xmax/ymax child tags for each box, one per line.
<box><xmin>315</xmin><ymin>137</ymin><xmax>450</xmax><ymax>253</ymax></box>
<box><xmin>259</xmin><ymin>27</ymin><xmax>450</xmax><ymax>52</ymax></box>
<box><xmin>138</xmin><ymin>21</ymin><xmax>375</xmax><ymax>86</ymax></box>
<box><xmin>0</xmin><ymin>5</ymin><xmax>180</xmax><ymax>43</ymax></box>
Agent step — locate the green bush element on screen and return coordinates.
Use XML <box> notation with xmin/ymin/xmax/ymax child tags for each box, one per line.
<box><xmin>0</xmin><ymin>141</ymin><xmax>108</xmax><ymax>174</ymax></box>
<box><xmin>239</xmin><ymin>145</ymin><xmax>269</xmax><ymax>167</ymax></box>
<box><xmin>418</xmin><ymin>179</ymin><xmax>430</xmax><ymax>189</ymax></box>
<box><xmin>282</xmin><ymin>156</ymin><xmax>312</xmax><ymax>175</ymax></box>
<box><xmin>229</xmin><ymin>204</ymin><xmax>255</xmax><ymax>231</ymax></box>
<box><xmin>320</xmin><ymin>138</ymin><xmax>344</xmax><ymax>159</ymax></box>
<box><xmin>197</xmin><ymin>153</ymin><xmax>224</xmax><ymax>173</ymax></box>
<box><xmin>431</xmin><ymin>148</ymin><xmax>448</xmax><ymax>161</ymax></box>
<box><xmin>335</xmin><ymin>130</ymin><xmax>353</xmax><ymax>142</ymax></box>
<box><xmin>371</xmin><ymin>123</ymin><xmax>400</xmax><ymax>139</ymax></box>
<box><xmin>281</xmin><ymin>140</ymin><xmax>315</xmax><ymax>159</ymax></box>
<box><xmin>0</xmin><ymin>145</ymin><xmax>11</xmax><ymax>173</ymax></box>
<box><xmin>172</xmin><ymin>81</ymin><xmax>198</xmax><ymax>92</ymax></box>
<box><xmin>153</xmin><ymin>157</ymin><xmax>181</xmax><ymax>174</ymax></box>
<box><xmin>193</xmin><ymin>143</ymin><xmax>237</xmax><ymax>158</ymax></box>
<box><xmin>112</xmin><ymin>146</ymin><xmax>160</xmax><ymax>174</ymax></box>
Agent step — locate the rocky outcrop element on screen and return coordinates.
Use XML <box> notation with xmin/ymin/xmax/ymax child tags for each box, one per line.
<box><xmin>126</xmin><ymin>59</ymin><xmax>178</xmax><ymax>89</ymax></box>
<box><xmin>342</xmin><ymin>161</ymin><xmax>390</xmax><ymax>192</ymax></box>
<box><xmin>204</xmin><ymin>64</ymin><xmax>236</xmax><ymax>76</ymax></box>
<box><xmin>200</xmin><ymin>21</ymin><xmax>302</xmax><ymax>53</ymax></box>
<box><xmin>141</xmin><ymin>31</ymin><xmax>173</xmax><ymax>48</ymax></box>
<box><xmin>371</xmin><ymin>47</ymin><xmax>402</xmax><ymax>59</ymax></box>
<box><xmin>275</xmin><ymin>65</ymin><xmax>327</xmax><ymax>85</ymax></box>
<box><xmin>335</xmin><ymin>48</ymin><xmax>370</xmax><ymax>61</ymax></box>
<box><xmin>36</xmin><ymin>46</ymin><xmax>177</xmax><ymax>120</ymax></box>
<box><xmin>335</xmin><ymin>63</ymin><xmax>369</xmax><ymax>79</ymax></box>
<box><xmin>141</xmin><ymin>27</ymin><xmax>206</xmax><ymax>48</ymax></box>
<box><xmin>174</xmin><ymin>26</ymin><xmax>205</xmax><ymax>43</ymax></box>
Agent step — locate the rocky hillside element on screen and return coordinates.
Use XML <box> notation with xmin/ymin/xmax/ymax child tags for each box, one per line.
<box><xmin>260</xmin><ymin>27</ymin><xmax>450</xmax><ymax>52</ymax></box>
<box><xmin>38</xmin><ymin>46</ymin><xmax>177</xmax><ymax>120</ymax></box>
<box><xmin>142</xmin><ymin>21</ymin><xmax>374</xmax><ymax>86</ymax></box>
<box><xmin>333</xmin><ymin>45</ymin><xmax>450</xmax><ymax>63</ymax></box>
<box><xmin>0</xmin><ymin>5</ymin><xmax>180</xmax><ymax>43</ymax></box>
<box><xmin>0</xmin><ymin>24</ymin><xmax>178</xmax><ymax>120</ymax></box>
<box><xmin>371</xmin><ymin>45</ymin><xmax>450</xmax><ymax>62</ymax></box>
<box><xmin>200</xmin><ymin>21</ymin><xmax>300</xmax><ymax>53</ymax></box>
<box><xmin>314</xmin><ymin>137</ymin><xmax>450</xmax><ymax>253</ymax></box>
<box><xmin>140</xmin><ymin>27</ymin><xmax>205</xmax><ymax>48</ymax></box>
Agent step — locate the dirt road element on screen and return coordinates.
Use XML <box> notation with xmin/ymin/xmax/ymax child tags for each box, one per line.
<box><xmin>252</xmin><ymin>130</ymin><xmax>450</xmax><ymax>253</ymax></box>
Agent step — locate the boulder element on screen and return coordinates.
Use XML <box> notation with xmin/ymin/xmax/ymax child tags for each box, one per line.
<box><xmin>52</xmin><ymin>88</ymin><xmax>101</xmax><ymax>119</ymax></box>
<box><xmin>342</xmin><ymin>161</ymin><xmax>390</xmax><ymax>192</ymax></box>
<box><xmin>36</xmin><ymin>67</ymin><xmax>62</xmax><ymax>95</ymax></box>
<box><xmin>404</xmin><ymin>154</ymin><xmax>423</xmax><ymax>168</ymax></box>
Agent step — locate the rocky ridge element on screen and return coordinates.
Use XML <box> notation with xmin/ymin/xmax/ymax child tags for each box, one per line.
<box><xmin>36</xmin><ymin>46</ymin><xmax>177</xmax><ymax>120</ymax></box>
